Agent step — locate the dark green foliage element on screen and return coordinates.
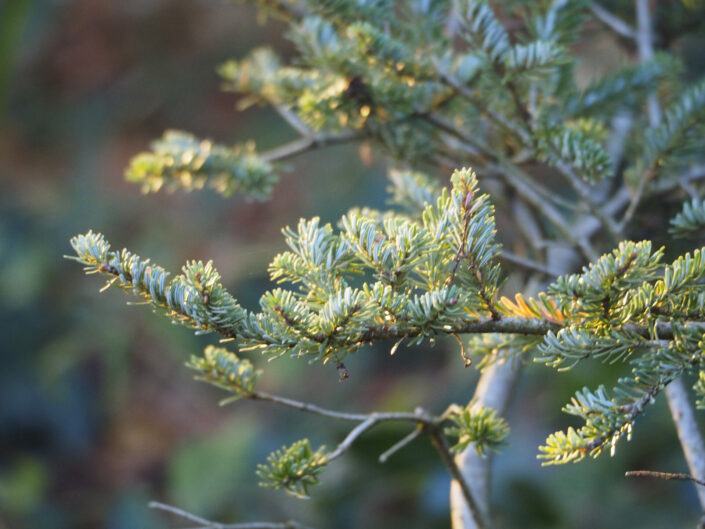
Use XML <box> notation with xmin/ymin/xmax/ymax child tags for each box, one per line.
<box><xmin>563</xmin><ymin>55</ymin><xmax>678</xmax><ymax>117</ymax></box>
<box><xmin>187</xmin><ymin>346</ymin><xmax>261</xmax><ymax>401</ymax></box>
<box><xmin>535</xmin><ymin>123</ymin><xmax>612</xmax><ymax>181</ymax></box>
<box><xmin>642</xmin><ymin>79</ymin><xmax>705</xmax><ymax>174</ymax></box>
<box><xmin>386</xmin><ymin>169</ymin><xmax>442</xmax><ymax>213</ymax></box>
<box><xmin>670</xmin><ymin>198</ymin><xmax>705</xmax><ymax>238</ymax></box>
<box><xmin>256</xmin><ymin>439</ymin><xmax>328</xmax><ymax>498</ymax></box>
<box><xmin>445</xmin><ymin>406</ymin><xmax>510</xmax><ymax>456</ymax></box>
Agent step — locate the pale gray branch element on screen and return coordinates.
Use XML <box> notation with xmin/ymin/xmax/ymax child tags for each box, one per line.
<box><xmin>633</xmin><ymin>0</ymin><xmax>705</xmax><ymax>518</ymax></box>
<box><xmin>590</xmin><ymin>3</ymin><xmax>637</xmax><ymax>39</ymax></box>
<box><xmin>450</xmin><ymin>359</ymin><xmax>522</xmax><ymax>529</ymax></box>
<box><xmin>260</xmin><ymin>132</ymin><xmax>362</xmax><ymax>164</ymax></box>
<box><xmin>665</xmin><ymin>379</ymin><xmax>705</xmax><ymax>511</ymax></box>
<box><xmin>379</xmin><ymin>427</ymin><xmax>423</xmax><ymax>463</ymax></box>
<box><xmin>149</xmin><ymin>502</ymin><xmax>311</xmax><ymax>529</ymax></box>
<box><xmin>500</xmin><ymin>251</ymin><xmax>557</xmax><ymax>277</ymax></box>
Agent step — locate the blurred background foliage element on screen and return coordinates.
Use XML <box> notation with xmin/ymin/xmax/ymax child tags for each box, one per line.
<box><xmin>1</xmin><ymin>1</ymin><xmax>705</xmax><ymax>528</ymax></box>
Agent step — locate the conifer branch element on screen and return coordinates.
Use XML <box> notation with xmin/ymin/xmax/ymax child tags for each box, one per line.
<box><xmin>424</xmin><ymin>113</ymin><xmax>599</xmax><ymax>261</ymax></box>
<box><xmin>188</xmin><ymin>342</ymin><xmax>490</xmax><ymax>524</ymax></box>
<box><xmin>670</xmin><ymin>198</ymin><xmax>705</xmax><ymax>239</ymax></box>
<box><xmin>68</xmin><ymin>2</ymin><xmax>705</xmax><ymax>526</ymax></box>
<box><xmin>431</xmin><ymin>67</ymin><xmax>613</xmax><ymax>255</ymax></box>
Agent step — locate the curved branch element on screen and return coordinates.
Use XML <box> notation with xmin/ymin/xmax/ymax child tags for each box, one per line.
<box><xmin>149</xmin><ymin>501</ymin><xmax>312</xmax><ymax>529</ymax></box>
<box><xmin>261</xmin><ymin>131</ymin><xmax>363</xmax><ymax>164</ymax></box>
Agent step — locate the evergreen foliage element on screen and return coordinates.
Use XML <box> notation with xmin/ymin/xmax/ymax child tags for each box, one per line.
<box><xmin>445</xmin><ymin>407</ymin><xmax>510</xmax><ymax>456</ymax></box>
<box><xmin>126</xmin><ymin>130</ymin><xmax>277</xmax><ymax>200</ymax></box>
<box><xmin>256</xmin><ymin>439</ymin><xmax>328</xmax><ymax>499</ymax></box>
<box><xmin>67</xmin><ymin>0</ymin><xmax>705</xmax><ymax>527</ymax></box>
<box><xmin>670</xmin><ymin>198</ymin><xmax>705</xmax><ymax>238</ymax></box>
<box><xmin>641</xmin><ymin>79</ymin><xmax>705</xmax><ymax>175</ymax></box>
<box><xmin>187</xmin><ymin>345</ymin><xmax>261</xmax><ymax>401</ymax></box>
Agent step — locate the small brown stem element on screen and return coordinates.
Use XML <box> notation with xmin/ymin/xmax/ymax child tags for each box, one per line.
<box><xmin>625</xmin><ymin>470</ymin><xmax>705</xmax><ymax>488</ymax></box>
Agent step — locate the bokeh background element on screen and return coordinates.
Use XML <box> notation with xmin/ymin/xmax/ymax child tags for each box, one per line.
<box><xmin>2</xmin><ymin>1</ymin><xmax>705</xmax><ymax>528</ymax></box>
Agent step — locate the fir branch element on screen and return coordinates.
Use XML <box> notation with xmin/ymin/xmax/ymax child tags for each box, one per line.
<box><xmin>530</xmin><ymin>0</ymin><xmax>589</xmax><ymax>45</ymax></box>
<box><xmin>126</xmin><ymin>131</ymin><xmax>278</xmax><ymax>200</ymax></box>
<box><xmin>641</xmin><ymin>80</ymin><xmax>705</xmax><ymax>173</ymax></box>
<box><xmin>632</xmin><ymin>3</ymin><xmax>705</xmax><ymax>516</ymax></box>
<box><xmin>190</xmin><ymin>350</ymin><xmax>489</xmax><ymax>527</ymax></box>
<box><xmin>188</xmin><ymin>346</ymin><xmax>261</xmax><ymax>400</ymax></box>
<box><xmin>670</xmin><ymin>198</ymin><xmax>705</xmax><ymax>239</ymax></box>
<box><xmin>445</xmin><ymin>407</ymin><xmax>510</xmax><ymax>456</ymax></box>
<box><xmin>67</xmin><ymin>231</ymin><xmax>246</xmax><ymax>338</ymax></box>
<box><xmin>458</xmin><ymin>1</ymin><xmax>511</xmax><ymax>63</ymax></box>
<box><xmin>535</xmin><ymin>125</ymin><xmax>612</xmax><ymax>182</ymax></box>
<box><xmin>564</xmin><ymin>56</ymin><xmax>675</xmax><ymax>117</ymax></box>
<box><xmin>257</xmin><ymin>439</ymin><xmax>328</xmax><ymax>498</ymax></box>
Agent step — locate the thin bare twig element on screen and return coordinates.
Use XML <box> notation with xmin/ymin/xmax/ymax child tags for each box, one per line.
<box><xmin>251</xmin><ymin>392</ymin><xmax>370</xmax><ymax>421</ymax></box>
<box><xmin>379</xmin><ymin>427</ymin><xmax>424</xmax><ymax>462</ymax></box>
<box><xmin>590</xmin><ymin>3</ymin><xmax>637</xmax><ymax>39</ymax></box>
<box><xmin>272</xmin><ymin>104</ymin><xmax>313</xmax><ymax>137</ymax></box>
<box><xmin>553</xmin><ymin>161</ymin><xmax>622</xmax><ymax>242</ymax></box>
<box><xmin>326</xmin><ymin>416</ymin><xmax>379</xmax><ymax>462</ymax></box>
<box><xmin>625</xmin><ymin>470</ymin><xmax>705</xmax><ymax>488</ymax></box>
<box><xmin>500</xmin><ymin>251</ymin><xmax>557</xmax><ymax>277</ymax></box>
<box><xmin>149</xmin><ymin>502</ymin><xmax>311</xmax><ymax>529</ymax></box>
<box><xmin>260</xmin><ymin>132</ymin><xmax>362</xmax><ymax>164</ymax></box>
